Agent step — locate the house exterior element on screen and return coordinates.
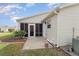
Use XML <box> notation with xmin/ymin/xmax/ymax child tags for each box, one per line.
<box><xmin>0</xmin><ymin>25</ymin><xmax>9</xmax><ymax>32</ymax></box>
<box><xmin>0</xmin><ymin>25</ymin><xmax>16</xmax><ymax>32</ymax></box>
<box><xmin>17</xmin><ymin>3</ymin><xmax>79</xmax><ymax>47</ymax></box>
<box><xmin>16</xmin><ymin>12</ymin><xmax>49</xmax><ymax>37</ymax></box>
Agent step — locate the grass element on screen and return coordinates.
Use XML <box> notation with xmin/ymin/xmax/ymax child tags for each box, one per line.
<box><xmin>20</xmin><ymin>48</ymin><xmax>68</xmax><ymax>56</ymax></box>
<box><xmin>0</xmin><ymin>43</ymin><xmax>23</xmax><ymax>56</ymax></box>
<box><xmin>0</xmin><ymin>32</ymin><xmax>68</xmax><ymax>56</ymax></box>
<box><xmin>0</xmin><ymin>44</ymin><xmax>8</xmax><ymax>50</ymax></box>
<box><xmin>0</xmin><ymin>32</ymin><xmax>15</xmax><ymax>39</ymax></box>
<box><xmin>0</xmin><ymin>43</ymin><xmax>68</xmax><ymax>56</ymax></box>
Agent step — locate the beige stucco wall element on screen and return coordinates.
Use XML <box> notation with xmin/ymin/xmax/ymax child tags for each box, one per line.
<box><xmin>57</xmin><ymin>4</ymin><xmax>79</xmax><ymax>46</ymax></box>
<box><xmin>47</xmin><ymin>15</ymin><xmax>57</xmax><ymax>45</ymax></box>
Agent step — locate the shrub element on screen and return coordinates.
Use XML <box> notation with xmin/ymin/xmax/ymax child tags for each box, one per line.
<box><xmin>14</xmin><ymin>30</ymin><xmax>26</xmax><ymax>39</ymax></box>
<box><xmin>8</xmin><ymin>29</ymin><xmax>15</xmax><ymax>32</ymax></box>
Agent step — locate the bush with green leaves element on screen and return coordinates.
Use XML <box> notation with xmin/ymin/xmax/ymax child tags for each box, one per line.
<box><xmin>8</xmin><ymin>29</ymin><xmax>15</xmax><ymax>32</ymax></box>
<box><xmin>14</xmin><ymin>30</ymin><xmax>26</xmax><ymax>39</ymax></box>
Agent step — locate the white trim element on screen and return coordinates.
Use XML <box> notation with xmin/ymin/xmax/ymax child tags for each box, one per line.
<box><xmin>28</xmin><ymin>24</ymin><xmax>35</xmax><ymax>38</ymax></box>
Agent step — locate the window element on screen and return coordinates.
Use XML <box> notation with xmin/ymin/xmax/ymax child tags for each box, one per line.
<box><xmin>35</xmin><ymin>24</ymin><xmax>43</xmax><ymax>36</ymax></box>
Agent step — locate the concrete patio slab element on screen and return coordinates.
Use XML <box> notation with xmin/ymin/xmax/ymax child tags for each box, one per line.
<box><xmin>22</xmin><ymin>37</ymin><xmax>53</xmax><ymax>50</ymax></box>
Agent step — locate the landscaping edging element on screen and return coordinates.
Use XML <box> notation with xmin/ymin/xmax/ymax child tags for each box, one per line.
<box><xmin>1</xmin><ymin>38</ymin><xmax>27</xmax><ymax>42</ymax></box>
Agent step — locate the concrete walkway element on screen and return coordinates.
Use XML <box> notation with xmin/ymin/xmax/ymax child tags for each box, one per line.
<box><xmin>22</xmin><ymin>37</ymin><xmax>53</xmax><ymax>50</ymax></box>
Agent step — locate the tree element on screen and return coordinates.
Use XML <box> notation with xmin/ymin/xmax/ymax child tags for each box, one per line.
<box><xmin>8</xmin><ymin>29</ymin><xmax>15</xmax><ymax>32</ymax></box>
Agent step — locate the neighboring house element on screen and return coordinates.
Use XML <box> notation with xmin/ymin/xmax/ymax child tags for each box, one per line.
<box><xmin>0</xmin><ymin>25</ymin><xmax>8</xmax><ymax>32</ymax></box>
<box><xmin>0</xmin><ymin>25</ymin><xmax>16</xmax><ymax>32</ymax></box>
<box><xmin>16</xmin><ymin>3</ymin><xmax>79</xmax><ymax>47</ymax></box>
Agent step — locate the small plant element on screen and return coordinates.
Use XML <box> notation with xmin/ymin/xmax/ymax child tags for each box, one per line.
<box><xmin>14</xmin><ymin>30</ymin><xmax>26</xmax><ymax>39</ymax></box>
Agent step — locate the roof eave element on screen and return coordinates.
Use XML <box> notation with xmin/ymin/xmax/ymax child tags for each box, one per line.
<box><xmin>42</xmin><ymin>8</ymin><xmax>60</xmax><ymax>23</ymax></box>
<box><xmin>16</xmin><ymin>11</ymin><xmax>50</xmax><ymax>22</ymax></box>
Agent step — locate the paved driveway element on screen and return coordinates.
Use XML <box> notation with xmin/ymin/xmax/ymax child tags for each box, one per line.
<box><xmin>23</xmin><ymin>37</ymin><xmax>53</xmax><ymax>50</ymax></box>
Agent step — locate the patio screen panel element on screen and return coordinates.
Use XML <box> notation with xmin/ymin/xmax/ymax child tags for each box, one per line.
<box><xmin>35</xmin><ymin>24</ymin><xmax>43</xmax><ymax>36</ymax></box>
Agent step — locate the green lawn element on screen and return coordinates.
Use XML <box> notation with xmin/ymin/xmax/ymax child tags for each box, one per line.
<box><xmin>0</xmin><ymin>43</ymin><xmax>68</xmax><ymax>56</ymax></box>
<box><xmin>0</xmin><ymin>43</ymin><xmax>23</xmax><ymax>56</ymax></box>
<box><xmin>0</xmin><ymin>33</ymin><xmax>68</xmax><ymax>56</ymax></box>
<box><xmin>20</xmin><ymin>48</ymin><xmax>68</xmax><ymax>56</ymax></box>
<box><xmin>0</xmin><ymin>33</ymin><xmax>15</xmax><ymax>39</ymax></box>
<box><xmin>0</xmin><ymin>44</ymin><xmax>8</xmax><ymax>50</ymax></box>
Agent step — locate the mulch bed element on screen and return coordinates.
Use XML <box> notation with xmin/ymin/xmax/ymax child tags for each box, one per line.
<box><xmin>1</xmin><ymin>38</ymin><xmax>27</xmax><ymax>42</ymax></box>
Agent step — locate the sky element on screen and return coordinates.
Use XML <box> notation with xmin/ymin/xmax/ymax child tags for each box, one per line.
<box><xmin>0</xmin><ymin>3</ymin><xmax>60</xmax><ymax>26</ymax></box>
